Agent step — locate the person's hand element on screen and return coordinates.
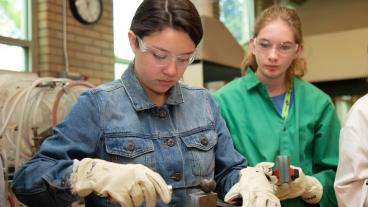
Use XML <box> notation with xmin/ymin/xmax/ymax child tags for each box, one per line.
<box><xmin>70</xmin><ymin>158</ymin><xmax>171</xmax><ymax>207</ymax></box>
<box><xmin>275</xmin><ymin>166</ymin><xmax>322</xmax><ymax>204</ymax></box>
<box><xmin>255</xmin><ymin>162</ymin><xmax>322</xmax><ymax>204</ymax></box>
<box><xmin>224</xmin><ymin>167</ymin><xmax>280</xmax><ymax>207</ymax></box>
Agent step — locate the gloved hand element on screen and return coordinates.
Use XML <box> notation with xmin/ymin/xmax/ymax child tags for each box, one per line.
<box><xmin>224</xmin><ymin>167</ymin><xmax>280</xmax><ymax>207</ymax></box>
<box><xmin>276</xmin><ymin>166</ymin><xmax>322</xmax><ymax>203</ymax></box>
<box><xmin>255</xmin><ymin>162</ymin><xmax>322</xmax><ymax>204</ymax></box>
<box><xmin>70</xmin><ymin>158</ymin><xmax>171</xmax><ymax>207</ymax></box>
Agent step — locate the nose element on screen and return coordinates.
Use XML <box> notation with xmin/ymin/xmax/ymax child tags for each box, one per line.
<box><xmin>163</xmin><ymin>58</ymin><xmax>178</xmax><ymax>77</ymax></box>
<box><xmin>267</xmin><ymin>46</ymin><xmax>279</xmax><ymax>61</ymax></box>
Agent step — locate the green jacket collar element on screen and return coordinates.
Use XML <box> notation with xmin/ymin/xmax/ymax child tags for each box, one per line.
<box><xmin>241</xmin><ymin>67</ymin><xmax>303</xmax><ymax>93</ymax></box>
<box><xmin>242</xmin><ymin>68</ymin><xmax>262</xmax><ymax>91</ymax></box>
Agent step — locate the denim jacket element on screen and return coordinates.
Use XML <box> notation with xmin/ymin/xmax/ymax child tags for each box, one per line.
<box><xmin>12</xmin><ymin>65</ymin><xmax>246</xmax><ymax>207</ymax></box>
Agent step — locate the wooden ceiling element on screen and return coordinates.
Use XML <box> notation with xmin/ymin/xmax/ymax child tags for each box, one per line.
<box><xmin>254</xmin><ymin>0</ymin><xmax>308</xmax><ymax>16</ymax></box>
<box><xmin>254</xmin><ymin>0</ymin><xmax>368</xmax><ymax>35</ymax></box>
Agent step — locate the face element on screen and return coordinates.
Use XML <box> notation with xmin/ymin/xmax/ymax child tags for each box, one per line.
<box><xmin>250</xmin><ymin>19</ymin><xmax>302</xmax><ymax>83</ymax></box>
<box><xmin>128</xmin><ymin>28</ymin><xmax>196</xmax><ymax>101</ymax></box>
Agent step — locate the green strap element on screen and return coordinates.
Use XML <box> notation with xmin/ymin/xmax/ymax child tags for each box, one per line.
<box><xmin>281</xmin><ymin>87</ymin><xmax>292</xmax><ymax>120</ymax></box>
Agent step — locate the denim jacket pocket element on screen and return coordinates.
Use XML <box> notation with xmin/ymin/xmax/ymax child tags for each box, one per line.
<box><xmin>181</xmin><ymin>130</ymin><xmax>217</xmax><ymax>176</ymax></box>
<box><xmin>105</xmin><ymin>137</ymin><xmax>155</xmax><ymax>169</ymax></box>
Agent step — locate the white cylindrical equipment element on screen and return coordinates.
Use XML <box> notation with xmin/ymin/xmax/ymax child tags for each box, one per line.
<box><xmin>0</xmin><ymin>72</ymin><xmax>94</xmax><ymax>206</ymax></box>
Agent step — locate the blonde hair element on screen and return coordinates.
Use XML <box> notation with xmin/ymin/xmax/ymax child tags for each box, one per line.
<box><xmin>242</xmin><ymin>5</ymin><xmax>307</xmax><ymax>81</ymax></box>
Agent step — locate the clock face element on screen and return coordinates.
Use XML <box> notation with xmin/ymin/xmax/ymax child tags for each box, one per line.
<box><xmin>70</xmin><ymin>0</ymin><xmax>103</xmax><ymax>24</ymax></box>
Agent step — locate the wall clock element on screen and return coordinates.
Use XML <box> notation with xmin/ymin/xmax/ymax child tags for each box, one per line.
<box><xmin>70</xmin><ymin>0</ymin><xmax>103</xmax><ymax>24</ymax></box>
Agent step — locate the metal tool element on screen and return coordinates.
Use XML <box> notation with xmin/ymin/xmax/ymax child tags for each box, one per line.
<box><xmin>272</xmin><ymin>155</ymin><xmax>299</xmax><ymax>183</ymax></box>
<box><xmin>190</xmin><ymin>191</ymin><xmax>217</xmax><ymax>207</ymax></box>
<box><xmin>168</xmin><ymin>178</ymin><xmax>217</xmax><ymax>207</ymax></box>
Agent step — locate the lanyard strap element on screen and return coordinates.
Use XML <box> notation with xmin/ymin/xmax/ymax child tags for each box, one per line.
<box><xmin>281</xmin><ymin>87</ymin><xmax>292</xmax><ymax>120</ymax></box>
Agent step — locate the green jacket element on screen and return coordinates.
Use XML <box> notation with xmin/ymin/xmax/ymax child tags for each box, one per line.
<box><xmin>213</xmin><ymin>69</ymin><xmax>340</xmax><ymax>207</ymax></box>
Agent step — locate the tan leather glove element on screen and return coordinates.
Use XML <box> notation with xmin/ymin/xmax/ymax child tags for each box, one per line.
<box><xmin>255</xmin><ymin>162</ymin><xmax>278</xmax><ymax>185</ymax></box>
<box><xmin>224</xmin><ymin>167</ymin><xmax>280</xmax><ymax>207</ymax></box>
<box><xmin>70</xmin><ymin>158</ymin><xmax>171</xmax><ymax>207</ymax></box>
<box><xmin>255</xmin><ymin>162</ymin><xmax>322</xmax><ymax>204</ymax></box>
<box><xmin>276</xmin><ymin>166</ymin><xmax>322</xmax><ymax>204</ymax></box>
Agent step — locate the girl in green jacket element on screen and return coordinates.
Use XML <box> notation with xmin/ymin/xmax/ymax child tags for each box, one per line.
<box><xmin>214</xmin><ymin>5</ymin><xmax>340</xmax><ymax>207</ymax></box>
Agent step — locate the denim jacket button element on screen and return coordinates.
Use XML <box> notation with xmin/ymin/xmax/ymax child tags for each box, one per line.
<box><xmin>159</xmin><ymin>110</ymin><xmax>167</xmax><ymax>118</ymax></box>
<box><xmin>200</xmin><ymin>135</ymin><xmax>208</xmax><ymax>146</ymax></box>
<box><xmin>127</xmin><ymin>142</ymin><xmax>135</xmax><ymax>151</ymax></box>
<box><xmin>61</xmin><ymin>179</ymin><xmax>66</xmax><ymax>187</ymax></box>
<box><xmin>166</xmin><ymin>138</ymin><xmax>176</xmax><ymax>147</ymax></box>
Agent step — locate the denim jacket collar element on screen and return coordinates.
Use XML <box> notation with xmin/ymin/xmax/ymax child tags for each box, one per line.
<box><xmin>121</xmin><ymin>64</ymin><xmax>184</xmax><ymax>111</ymax></box>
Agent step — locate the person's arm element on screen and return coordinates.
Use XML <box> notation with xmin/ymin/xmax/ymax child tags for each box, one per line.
<box><xmin>11</xmin><ymin>90</ymin><xmax>102</xmax><ymax>206</ymax></box>
<box><xmin>312</xmin><ymin>98</ymin><xmax>341</xmax><ymax>206</ymax></box>
<box><xmin>335</xmin><ymin>96</ymin><xmax>368</xmax><ymax>207</ymax></box>
<box><xmin>209</xmin><ymin>94</ymin><xmax>246</xmax><ymax>198</ymax></box>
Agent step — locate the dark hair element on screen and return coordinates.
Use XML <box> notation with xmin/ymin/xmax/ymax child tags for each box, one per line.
<box><xmin>130</xmin><ymin>0</ymin><xmax>203</xmax><ymax>47</ymax></box>
<box><xmin>242</xmin><ymin>5</ymin><xmax>306</xmax><ymax>80</ymax></box>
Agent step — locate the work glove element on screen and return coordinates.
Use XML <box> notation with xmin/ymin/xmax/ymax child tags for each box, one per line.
<box><xmin>70</xmin><ymin>158</ymin><xmax>171</xmax><ymax>207</ymax></box>
<box><xmin>255</xmin><ymin>162</ymin><xmax>323</xmax><ymax>204</ymax></box>
<box><xmin>254</xmin><ymin>162</ymin><xmax>278</xmax><ymax>185</ymax></box>
<box><xmin>224</xmin><ymin>167</ymin><xmax>280</xmax><ymax>207</ymax></box>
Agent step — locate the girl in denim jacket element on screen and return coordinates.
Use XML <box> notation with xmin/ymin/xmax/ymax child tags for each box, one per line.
<box><xmin>12</xmin><ymin>1</ymin><xmax>280</xmax><ymax>206</ymax></box>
